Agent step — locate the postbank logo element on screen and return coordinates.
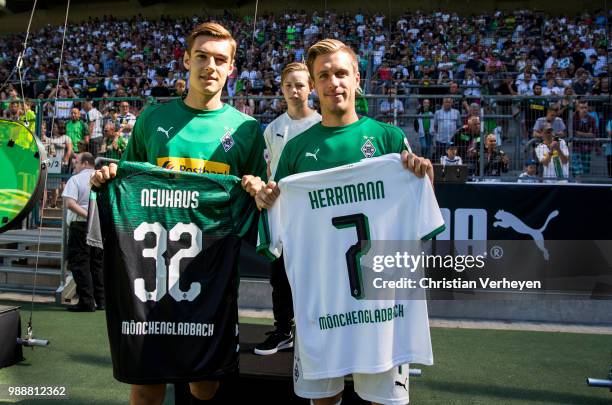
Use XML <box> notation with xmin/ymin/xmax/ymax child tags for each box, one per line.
<box><xmin>157</xmin><ymin>157</ymin><xmax>230</xmax><ymax>174</ymax></box>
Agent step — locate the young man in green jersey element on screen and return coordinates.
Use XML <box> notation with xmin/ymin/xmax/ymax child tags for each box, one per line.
<box><xmin>91</xmin><ymin>22</ymin><xmax>266</xmax><ymax>405</ymax></box>
<box><xmin>255</xmin><ymin>39</ymin><xmax>433</xmax><ymax>405</ymax></box>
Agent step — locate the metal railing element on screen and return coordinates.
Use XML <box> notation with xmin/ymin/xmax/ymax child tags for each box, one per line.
<box><xmin>3</xmin><ymin>94</ymin><xmax>610</xmax><ymax>192</ymax></box>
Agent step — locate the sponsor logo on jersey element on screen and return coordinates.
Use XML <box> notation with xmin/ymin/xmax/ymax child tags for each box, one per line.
<box><xmin>156</xmin><ymin>157</ymin><xmax>230</xmax><ymax>174</ymax></box>
<box><xmin>157</xmin><ymin>126</ymin><xmax>173</xmax><ymax>138</ymax></box>
<box><xmin>275</xmin><ymin>132</ymin><xmax>284</xmax><ymax>138</ymax></box>
<box><xmin>395</xmin><ymin>378</ymin><xmax>408</xmax><ymax>391</ymax></box>
<box><xmin>220</xmin><ymin>127</ymin><xmax>235</xmax><ymax>152</ymax></box>
<box><xmin>361</xmin><ymin>136</ymin><xmax>376</xmax><ymax>158</ymax></box>
<box><xmin>305</xmin><ymin>148</ymin><xmax>320</xmax><ymax>161</ymax></box>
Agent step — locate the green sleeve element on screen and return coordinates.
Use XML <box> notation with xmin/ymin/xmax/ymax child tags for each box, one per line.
<box><xmin>122</xmin><ymin>113</ymin><xmax>146</xmax><ymax>162</ymax></box>
<box><xmin>272</xmin><ymin>147</ymin><xmax>291</xmax><ymax>183</ymax></box>
<box><xmin>391</xmin><ymin>126</ymin><xmax>410</xmax><ymax>154</ymax></box>
<box><xmin>242</xmin><ymin>121</ymin><xmax>268</xmax><ymax>181</ymax></box>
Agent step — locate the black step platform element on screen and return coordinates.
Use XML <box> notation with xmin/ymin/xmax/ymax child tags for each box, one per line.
<box><xmin>0</xmin><ymin>305</ymin><xmax>24</xmax><ymax>369</ymax></box>
<box><xmin>174</xmin><ymin>323</ymin><xmax>367</xmax><ymax>404</ymax></box>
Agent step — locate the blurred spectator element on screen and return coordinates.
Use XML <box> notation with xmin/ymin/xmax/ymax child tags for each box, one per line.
<box><xmin>2</xmin><ymin>100</ymin><xmax>20</xmax><ymax>120</ymax></box>
<box><xmin>494</xmin><ymin>75</ymin><xmax>517</xmax><ymax>118</ymax></box>
<box><xmin>523</xmin><ymin>83</ymin><xmax>548</xmax><ymax>137</ymax></box>
<box><xmin>533</xmin><ymin>107</ymin><xmax>566</xmax><ymax>139</ymax></box>
<box><xmin>447</xmin><ymin>81</ymin><xmax>467</xmax><ymax>112</ymax></box>
<box><xmin>453</xmin><ymin>115</ymin><xmax>481</xmax><ymax>162</ymax></box>
<box><xmin>572</xmin><ymin>69</ymin><xmax>593</xmax><ymax>95</ymax></box>
<box><xmin>556</xmin><ymin>86</ymin><xmax>575</xmax><ymax>123</ymax></box>
<box><xmin>151</xmin><ymin>74</ymin><xmax>171</xmax><ymax>97</ymax></box>
<box><xmin>470</xmin><ymin>133</ymin><xmax>509</xmax><ymax>177</ymax></box>
<box><xmin>592</xmin><ymin>77</ymin><xmax>610</xmax><ymax>96</ymax></box>
<box><xmin>464</xmin><ymin>102</ymin><xmax>481</xmax><ymax>125</ymax></box>
<box><xmin>541</xmin><ymin>78</ymin><xmax>563</xmax><ymax>96</ymax></box>
<box><xmin>440</xmin><ymin>145</ymin><xmax>462</xmax><ymax>166</ymax></box>
<box><xmin>414</xmin><ymin>98</ymin><xmax>434</xmax><ymax>159</ymax></box>
<box><xmin>19</xmin><ymin>101</ymin><xmax>37</xmax><ymax>133</ymax></box>
<box><xmin>433</xmin><ymin>97</ymin><xmax>461</xmax><ymax>160</ymax></box>
<box><xmin>235</xmin><ymin>93</ymin><xmax>254</xmax><ymax>116</ymax></box>
<box><xmin>42</xmin><ymin>121</ymin><xmax>73</xmax><ymax>207</ymax></box>
<box><xmin>103</xmin><ymin>108</ymin><xmax>120</xmax><ymax>132</ymax></box>
<box><xmin>65</xmin><ymin>107</ymin><xmax>90</xmax><ymax>154</ymax></box>
<box><xmin>462</xmin><ymin>69</ymin><xmax>481</xmax><ymax>101</ymax></box>
<box><xmin>535</xmin><ymin>123</ymin><xmax>569</xmax><ymax>182</ymax></box>
<box><xmin>571</xmin><ymin>100</ymin><xmax>597</xmax><ymax>177</ymax></box>
<box><xmin>117</xmin><ymin>101</ymin><xmax>136</xmax><ymax>138</ymax></box>
<box><xmin>81</xmin><ymin>75</ymin><xmax>106</xmax><ymax>98</ymax></box>
<box><xmin>518</xmin><ymin>159</ymin><xmax>540</xmax><ymax>183</ymax></box>
<box><xmin>83</xmin><ymin>100</ymin><xmax>103</xmax><ymax>153</ymax></box>
<box><xmin>516</xmin><ymin>71</ymin><xmax>536</xmax><ymax>95</ymax></box>
<box><xmin>98</xmin><ymin>122</ymin><xmax>127</xmax><ymax>160</ymax></box>
<box><xmin>48</xmin><ymin>84</ymin><xmax>77</xmax><ymax>120</ymax></box>
<box><xmin>378</xmin><ymin>87</ymin><xmax>403</xmax><ymax>123</ymax></box>
<box><xmin>173</xmin><ymin>79</ymin><xmax>186</xmax><ymax>98</ymax></box>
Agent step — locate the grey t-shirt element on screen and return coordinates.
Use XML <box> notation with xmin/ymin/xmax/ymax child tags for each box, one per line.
<box><xmin>62</xmin><ymin>168</ymin><xmax>94</xmax><ymax>223</ymax></box>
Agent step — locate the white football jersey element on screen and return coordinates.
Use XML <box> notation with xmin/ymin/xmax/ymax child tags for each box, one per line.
<box><xmin>263</xmin><ymin>111</ymin><xmax>322</xmax><ymax>179</ymax></box>
<box><xmin>258</xmin><ymin>154</ymin><xmax>445</xmax><ymax>379</ymax></box>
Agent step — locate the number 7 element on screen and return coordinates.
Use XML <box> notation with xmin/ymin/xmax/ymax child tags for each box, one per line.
<box><xmin>332</xmin><ymin>214</ymin><xmax>371</xmax><ymax>299</ymax></box>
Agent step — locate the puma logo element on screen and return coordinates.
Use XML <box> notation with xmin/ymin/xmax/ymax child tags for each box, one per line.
<box><xmin>395</xmin><ymin>379</ymin><xmax>408</xmax><ymax>391</ymax></box>
<box><xmin>276</xmin><ymin>133</ymin><xmax>284</xmax><ymax>138</ymax></box>
<box><xmin>305</xmin><ymin>148</ymin><xmax>320</xmax><ymax>161</ymax></box>
<box><xmin>157</xmin><ymin>126</ymin><xmax>173</xmax><ymax>138</ymax></box>
<box><xmin>493</xmin><ymin>210</ymin><xmax>559</xmax><ymax>261</ymax></box>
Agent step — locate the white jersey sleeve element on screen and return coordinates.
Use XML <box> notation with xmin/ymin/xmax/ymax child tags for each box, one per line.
<box><xmin>265</xmin><ymin>112</ymin><xmax>322</xmax><ymax>180</ymax></box>
<box><xmin>257</xmin><ymin>154</ymin><xmax>445</xmax><ymax>379</ymax></box>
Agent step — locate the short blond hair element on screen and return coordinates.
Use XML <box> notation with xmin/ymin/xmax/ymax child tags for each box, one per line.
<box><xmin>280</xmin><ymin>62</ymin><xmax>311</xmax><ymax>85</ymax></box>
<box><xmin>306</xmin><ymin>39</ymin><xmax>359</xmax><ymax>80</ymax></box>
<box><xmin>186</xmin><ymin>22</ymin><xmax>236</xmax><ymax>61</ymax></box>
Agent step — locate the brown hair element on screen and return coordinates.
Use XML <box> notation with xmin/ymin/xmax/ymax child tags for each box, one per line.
<box><xmin>186</xmin><ymin>22</ymin><xmax>236</xmax><ymax>61</ymax></box>
<box><xmin>280</xmin><ymin>62</ymin><xmax>311</xmax><ymax>85</ymax></box>
<box><xmin>79</xmin><ymin>152</ymin><xmax>95</xmax><ymax>166</ymax></box>
<box><xmin>305</xmin><ymin>39</ymin><xmax>359</xmax><ymax>80</ymax></box>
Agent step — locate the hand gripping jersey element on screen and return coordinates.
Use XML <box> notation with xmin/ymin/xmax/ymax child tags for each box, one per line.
<box><xmin>87</xmin><ymin>161</ymin><xmax>255</xmax><ymax>384</ymax></box>
<box><xmin>257</xmin><ymin>154</ymin><xmax>445</xmax><ymax>379</ymax></box>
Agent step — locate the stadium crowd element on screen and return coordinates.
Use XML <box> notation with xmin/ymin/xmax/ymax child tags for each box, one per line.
<box><xmin>0</xmin><ymin>9</ymin><xmax>610</xmax><ymax>180</ymax></box>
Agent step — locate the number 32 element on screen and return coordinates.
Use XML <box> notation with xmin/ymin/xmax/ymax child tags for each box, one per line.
<box><xmin>133</xmin><ymin>222</ymin><xmax>202</xmax><ymax>302</ymax></box>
